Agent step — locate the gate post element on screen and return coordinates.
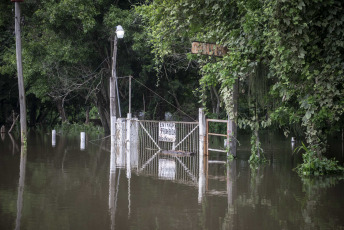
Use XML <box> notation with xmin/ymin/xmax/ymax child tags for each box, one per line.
<box><xmin>199</xmin><ymin>108</ymin><xmax>206</xmax><ymax>156</ymax></box>
<box><xmin>126</xmin><ymin>113</ymin><xmax>132</xmax><ymax>178</ymax></box>
<box><xmin>126</xmin><ymin>113</ymin><xmax>131</xmax><ymax>154</ymax></box>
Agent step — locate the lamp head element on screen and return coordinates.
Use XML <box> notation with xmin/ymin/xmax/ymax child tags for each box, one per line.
<box><xmin>116</xmin><ymin>25</ymin><xmax>124</xmax><ymax>39</ymax></box>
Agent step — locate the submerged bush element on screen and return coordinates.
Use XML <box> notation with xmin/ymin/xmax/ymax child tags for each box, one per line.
<box><xmin>295</xmin><ymin>143</ymin><xmax>344</xmax><ymax>176</ymax></box>
<box><xmin>55</xmin><ymin>122</ymin><xmax>103</xmax><ymax>134</ymax></box>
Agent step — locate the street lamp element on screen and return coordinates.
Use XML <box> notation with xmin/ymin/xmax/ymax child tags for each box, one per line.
<box><xmin>116</xmin><ymin>25</ymin><xmax>124</xmax><ymax>39</ymax></box>
<box><xmin>110</xmin><ymin>25</ymin><xmax>124</xmax><ymax>168</ymax></box>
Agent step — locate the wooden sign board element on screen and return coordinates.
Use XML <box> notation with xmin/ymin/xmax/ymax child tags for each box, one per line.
<box><xmin>191</xmin><ymin>42</ymin><xmax>227</xmax><ymax>57</ymax></box>
<box><xmin>159</xmin><ymin>122</ymin><xmax>176</xmax><ymax>142</ymax></box>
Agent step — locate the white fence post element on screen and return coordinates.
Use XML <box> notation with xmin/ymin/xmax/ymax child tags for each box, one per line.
<box><xmin>52</xmin><ymin>130</ymin><xmax>56</xmax><ymax>147</ymax></box>
<box><xmin>199</xmin><ymin>108</ymin><xmax>206</xmax><ymax>157</ymax></box>
<box><xmin>126</xmin><ymin>113</ymin><xmax>132</xmax><ymax>178</ymax></box>
<box><xmin>131</xmin><ymin>118</ymin><xmax>139</xmax><ymax>169</ymax></box>
<box><xmin>116</xmin><ymin>118</ymin><xmax>126</xmax><ymax>167</ymax></box>
<box><xmin>80</xmin><ymin>132</ymin><xmax>86</xmax><ymax>150</ymax></box>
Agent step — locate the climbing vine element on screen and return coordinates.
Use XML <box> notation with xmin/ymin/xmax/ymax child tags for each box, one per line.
<box><xmin>137</xmin><ymin>0</ymin><xmax>344</xmax><ymax>173</ymax></box>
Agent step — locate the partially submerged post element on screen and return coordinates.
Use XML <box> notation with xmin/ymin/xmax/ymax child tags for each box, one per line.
<box><xmin>80</xmin><ymin>132</ymin><xmax>86</xmax><ymax>150</ymax></box>
<box><xmin>198</xmin><ymin>108</ymin><xmax>206</xmax><ymax>203</ymax></box>
<box><xmin>110</xmin><ymin>38</ymin><xmax>117</xmax><ymax>154</ymax></box>
<box><xmin>110</xmin><ymin>25</ymin><xmax>124</xmax><ymax>153</ymax></box>
<box><xmin>199</xmin><ymin>108</ymin><xmax>206</xmax><ymax>156</ymax></box>
<box><xmin>12</xmin><ymin>0</ymin><xmax>27</xmax><ymax>145</ymax></box>
<box><xmin>126</xmin><ymin>76</ymin><xmax>132</xmax><ymax>160</ymax></box>
<box><xmin>52</xmin><ymin>130</ymin><xmax>56</xmax><ymax>147</ymax></box>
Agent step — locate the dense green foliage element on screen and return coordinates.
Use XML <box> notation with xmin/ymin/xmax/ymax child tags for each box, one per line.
<box><xmin>54</xmin><ymin>122</ymin><xmax>103</xmax><ymax>134</ymax></box>
<box><xmin>0</xmin><ymin>0</ymin><xmax>200</xmax><ymax>133</ymax></box>
<box><xmin>137</xmin><ymin>0</ymin><xmax>344</xmax><ymax>172</ymax></box>
<box><xmin>0</xmin><ymin>0</ymin><xmax>343</xmax><ymax>173</ymax></box>
<box><xmin>295</xmin><ymin>142</ymin><xmax>344</xmax><ymax>176</ymax></box>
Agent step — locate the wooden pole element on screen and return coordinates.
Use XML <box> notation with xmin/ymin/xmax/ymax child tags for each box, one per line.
<box><xmin>110</xmin><ymin>36</ymin><xmax>118</xmax><ymax>154</ymax></box>
<box><xmin>115</xmin><ymin>76</ymin><xmax>121</xmax><ymax>117</ymax></box>
<box><xmin>14</xmin><ymin>2</ymin><xmax>27</xmax><ymax>145</ymax></box>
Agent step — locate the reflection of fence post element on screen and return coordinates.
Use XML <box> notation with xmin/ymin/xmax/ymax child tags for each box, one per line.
<box><xmin>199</xmin><ymin>108</ymin><xmax>206</xmax><ymax>156</ymax></box>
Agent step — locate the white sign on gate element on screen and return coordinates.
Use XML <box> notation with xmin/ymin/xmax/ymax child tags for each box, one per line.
<box><xmin>159</xmin><ymin>122</ymin><xmax>176</xmax><ymax>142</ymax></box>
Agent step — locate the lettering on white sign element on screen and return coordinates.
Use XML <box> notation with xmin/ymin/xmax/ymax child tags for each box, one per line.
<box><xmin>159</xmin><ymin>122</ymin><xmax>176</xmax><ymax>142</ymax></box>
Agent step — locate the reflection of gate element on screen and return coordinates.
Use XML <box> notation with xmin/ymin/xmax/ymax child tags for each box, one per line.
<box><xmin>138</xmin><ymin>120</ymin><xmax>199</xmax><ymax>153</ymax></box>
<box><xmin>137</xmin><ymin>151</ymin><xmax>198</xmax><ymax>184</ymax></box>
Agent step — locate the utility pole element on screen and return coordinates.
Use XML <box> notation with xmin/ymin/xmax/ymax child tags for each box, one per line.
<box><xmin>13</xmin><ymin>0</ymin><xmax>27</xmax><ymax>145</ymax></box>
<box><xmin>110</xmin><ymin>36</ymin><xmax>117</xmax><ymax>154</ymax></box>
<box><xmin>110</xmin><ymin>25</ymin><xmax>124</xmax><ymax>154</ymax></box>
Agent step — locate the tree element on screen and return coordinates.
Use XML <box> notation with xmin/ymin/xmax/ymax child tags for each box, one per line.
<box><xmin>137</xmin><ymin>0</ymin><xmax>344</xmax><ymax>172</ymax></box>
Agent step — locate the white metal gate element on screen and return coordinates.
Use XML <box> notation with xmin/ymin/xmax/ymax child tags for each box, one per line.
<box><xmin>137</xmin><ymin>120</ymin><xmax>199</xmax><ymax>153</ymax></box>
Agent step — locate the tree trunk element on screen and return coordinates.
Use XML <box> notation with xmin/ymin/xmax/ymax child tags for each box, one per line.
<box><xmin>28</xmin><ymin>96</ymin><xmax>37</xmax><ymax>127</ymax></box>
<box><xmin>96</xmin><ymin>87</ymin><xmax>110</xmax><ymax>135</ymax></box>
<box><xmin>36</xmin><ymin>105</ymin><xmax>48</xmax><ymax>125</ymax></box>
<box><xmin>56</xmin><ymin>99</ymin><xmax>67</xmax><ymax>122</ymax></box>
<box><xmin>85</xmin><ymin>107</ymin><xmax>90</xmax><ymax>124</ymax></box>
<box><xmin>212</xmin><ymin>86</ymin><xmax>221</xmax><ymax>115</ymax></box>
<box><xmin>210</xmin><ymin>87</ymin><xmax>216</xmax><ymax>114</ymax></box>
<box><xmin>14</xmin><ymin>2</ymin><xmax>27</xmax><ymax>144</ymax></box>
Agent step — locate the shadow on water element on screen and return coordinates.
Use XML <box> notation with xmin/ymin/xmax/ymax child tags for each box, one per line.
<box><xmin>0</xmin><ymin>131</ymin><xmax>344</xmax><ymax>230</ymax></box>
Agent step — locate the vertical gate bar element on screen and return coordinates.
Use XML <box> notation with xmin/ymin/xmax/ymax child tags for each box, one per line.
<box><xmin>189</xmin><ymin>124</ymin><xmax>191</xmax><ymax>153</ymax></box>
<box><xmin>151</xmin><ymin>122</ymin><xmax>153</xmax><ymax>150</ymax></box>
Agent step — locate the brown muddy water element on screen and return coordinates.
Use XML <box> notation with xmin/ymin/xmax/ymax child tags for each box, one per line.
<box><xmin>0</xmin><ymin>131</ymin><xmax>344</xmax><ymax>230</ymax></box>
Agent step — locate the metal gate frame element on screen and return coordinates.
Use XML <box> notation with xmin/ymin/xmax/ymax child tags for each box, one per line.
<box><xmin>206</xmin><ymin>119</ymin><xmax>229</xmax><ymax>155</ymax></box>
<box><xmin>138</xmin><ymin>120</ymin><xmax>199</xmax><ymax>153</ymax></box>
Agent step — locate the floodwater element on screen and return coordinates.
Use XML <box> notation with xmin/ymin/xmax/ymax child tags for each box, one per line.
<box><xmin>1</xmin><ymin>130</ymin><xmax>344</xmax><ymax>230</ymax></box>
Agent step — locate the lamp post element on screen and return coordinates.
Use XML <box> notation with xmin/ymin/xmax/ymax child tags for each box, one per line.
<box><xmin>12</xmin><ymin>0</ymin><xmax>27</xmax><ymax>145</ymax></box>
<box><xmin>110</xmin><ymin>25</ymin><xmax>124</xmax><ymax>160</ymax></box>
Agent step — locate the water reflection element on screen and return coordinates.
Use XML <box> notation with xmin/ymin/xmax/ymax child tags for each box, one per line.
<box><xmin>9</xmin><ymin>133</ymin><xmax>19</xmax><ymax>155</ymax></box>
<box><xmin>0</xmin><ymin>131</ymin><xmax>343</xmax><ymax>230</ymax></box>
<box><xmin>300</xmin><ymin>176</ymin><xmax>344</xmax><ymax>229</ymax></box>
<box><xmin>15</xmin><ymin>146</ymin><xmax>27</xmax><ymax>230</ymax></box>
<box><xmin>198</xmin><ymin>155</ymin><xmax>206</xmax><ymax>203</ymax></box>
